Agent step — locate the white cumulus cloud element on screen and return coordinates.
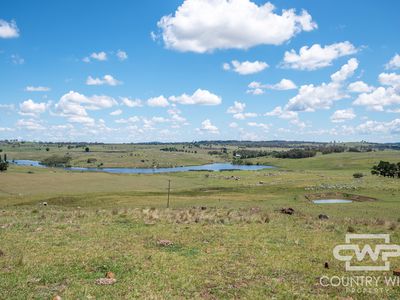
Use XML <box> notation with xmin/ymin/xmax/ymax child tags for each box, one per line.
<box><xmin>347</xmin><ymin>81</ymin><xmax>374</xmax><ymax>93</ymax></box>
<box><xmin>86</xmin><ymin>75</ymin><xmax>121</xmax><ymax>86</ymax></box>
<box><xmin>19</xmin><ymin>99</ymin><xmax>49</xmax><ymax>117</ymax></box>
<box><xmin>385</xmin><ymin>54</ymin><xmax>400</xmax><ymax>70</ymax></box>
<box><xmin>224</xmin><ymin>60</ymin><xmax>268</xmax><ymax>75</ymax></box>
<box><xmin>120</xmin><ymin>97</ymin><xmax>143</xmax><ymax>107</ymax></box>
<box><xmin>281</xmin><ymin>41</ymin><xmax>357</xmax><ymax>70</ymax></box>
<box><xmin>285</xmin><ymin>59</ymin><xmax>358</xmax><ymax>112</ymax></box>
<box><xmin>157</xmin><ymin>0</ymin><xmax>316</xmax><ymax>53</ymax></box>
<box><xmin>169</xmin><ymin>89</ymin><xmax>221</xmax><ymax>105</ymax></box>
<box><xmin>227</xmin><ymin>101</ymin><xmax>246</xmax><ymax>114</ymax></box>
<box><xmin>147</xmin><ymin>95</ymin><xmax>169</xmax><ymax>107</ymax></box>
<box><xmin>196</xmin><ymin>119</ymin><xmax>219</xmax><ymax>134</ymax></box>
<box><xmin>330</xmin><ymin>108</ymin><xmax>356</xmax><ymax>123</ymax></box>
<box><xmin>0</xmin><ymin>19</ymin><xmax>19</xmax><ymax>38</ymax></box>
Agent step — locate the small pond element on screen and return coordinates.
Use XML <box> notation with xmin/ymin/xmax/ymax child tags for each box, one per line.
<box><xmin>313</xmin><ymin>199</ymin><xmax>353</xmax><ymax>204</ymax></box>
<box><xmin>11</xmin><ymin>160</ymin><xmax>273</xmax><ymax>174</ymax></box>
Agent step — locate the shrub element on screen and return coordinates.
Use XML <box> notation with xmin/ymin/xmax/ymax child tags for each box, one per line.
<box><xmin>41</xmin><ymin>155</ymin><xmax>72</xmax><ymax>167</ymax></box>
<box><xmin>353</xmin><ymin>172</ymin><xmax>364</xmax><ymax>179</ymax></box>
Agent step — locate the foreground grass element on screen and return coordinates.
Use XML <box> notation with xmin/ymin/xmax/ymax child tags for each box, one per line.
<box><xmin>1</xmin><ymin>151</ymin><xmax>400</xmax><ymax>298</ymax></box>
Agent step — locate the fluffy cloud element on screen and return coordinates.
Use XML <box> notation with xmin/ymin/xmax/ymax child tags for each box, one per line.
<box><xmin>227</xmin><ymin>101</ymin><xmax>246</xmax><ymax>114</ymax></box>
<box><xmin>55</xmin><ymin>91</ymin><xmax>117</xmax><ymax>125</ymax></box>
<box><xmin>330</xmin><ymin>108</ymin><xmax>356</xmax><ymax>123</ymax></box>
<box><xmin>19</xmin><ymin>99</ymin><xmax>49</xmax><ymax>117</ymax></box>
<box><xmin>347</xmin><ymin>81</ymin><xmax>374</xmax><ymax>93</ymax></box>
<box><xmin>378</xmin><ymin>72</ymin><xmax>400</xmax><ymax>87</ymax></box>
<box><xmin>196</xmin><ymin>119</ymin><xmax>219</xmax><ymax>134</ymax></box>
<box><xmin>223</xmin><ymin>60</ymin><xmax>268</xmax><ymax>75</ymax></box>
<box><xmin>0</xmin><ymin>19</ymin><xmax>19</xmax><ymax>38</ymax></box>
<box><xmin>117</xmin><ymin>50</ymin><xmax>128</xmax><ymax>61</ymax></box>
<box><xmin>356</xmin><ymin>119</ymin><xmax>400</xmax><ymax>135</ymax></box>
<box><xmin>247</xmin><ymin>79</ymin><xmax>297</xmax><ymax>94</ymax></box>
<box><xmin>25</xmin><ymin>86</ymin><xmax>51</xmax><ymax>92</ymax></box>
<box><xmin>157</xmin><ymin>0</ymin><xmax>316</xmax><ymax>53</ymax></box>
<box><xmin>281</xmin><ymin>42</ymin><xmax>357</xmax><ymax>70</ymax></box>
<box><xmin>285</xmin><ymin>59</ymin><xmax>358</xmax><ymax>112</ymax></box>
<box><xmin>16</xmin><ymin>119</ymin><xmax>45</xmax><ymax>131</ymax></box>
<box><xmin>385</xmin><ymin>54</ymin><xmax>400</xmax><ymax>70</ymax></box>
<box><xmin>120</xmin><ymin>97</ymin><xmax>143</xmax><ymax>107</ymax></box>
<box><xmin>233</xmin><ymin>112</ymin><xmax>257</xmax><ymax>120</ymax></box>
<box><xmin>86</xmin><ymin>75</ymin><xmax>121</xmax><ymax>86</ymax></box>
<box><xmin>83</xmin><ymin>51</ymin><xmax>107</xmax><ymax>62</ymax></box>
<box><xmin>353</xmin><ymin>87</ymin><xmax>400</xmax><ymax>111</ymax></box>
<box><xmin>247</xmin><ymin>122</ymin><xmax>269</xmax><ymax>131</ymax></box>
<box><xmin>147</xmin><ymin>95</ymin><xmax>169</xmax><ymax>107</ymax></box>
<box><xmin>330</xmin><ymin>58</ymin><xmax>359</xmax><ymax>82</ymax></box>
<box><xmin>265</xmin><ymin>106</ymin><xmax>298</xmax><ymax>120</ymax></box>
<box><xmin>110</xmin><ymin>109</ymin><xmax>123</xmax><ymax>116</ymax></box>
<box><xmin>169</xmin><ymin>89</ymin><xmax>221</xmax><ymax>105</ymax></box>
<box><xmin>353</xmin><ymin>72</ymin><xmax>400</xmax><ymax>111</ymax></box>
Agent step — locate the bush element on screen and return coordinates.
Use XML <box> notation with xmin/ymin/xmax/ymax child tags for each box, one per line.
<box><xmin>41</xmin><ymin>155</ymin><xmax>72</xmax><ymax>167</ymax></box>
<box><xmin>353</xmin><ymin>172</ymin><xmax>364</xmax><ymax>179</ymax></box>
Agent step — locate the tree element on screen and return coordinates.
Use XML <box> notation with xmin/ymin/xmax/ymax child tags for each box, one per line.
<box><xmin>0</xmin><ymin>154</ymin><xmax>8</xmax><ymax>171</ymax></box>
<box><xmin>46</xmin><ymin>147</ymin><xmax>50</xmax><ymax>151</ymax></box>
<box><xmin>371</xmin><ymin>160</ymin><xmax>400</xmax><ymax>178</ymax></box>
<box><xmin>85</xmin><ymin>147</ymin><xmax>90</xmax><ymax>152</ymax></box>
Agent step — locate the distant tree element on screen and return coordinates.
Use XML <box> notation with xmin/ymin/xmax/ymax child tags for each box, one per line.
<box><xmin>46</xmin><ymin>147</ymin><xmax>50</xmax><ymax>151</ymax></box>
<box><xmin>85</xmin><ymin>147</ymin><xmax>90</xmax><ymax>152</ymax></box>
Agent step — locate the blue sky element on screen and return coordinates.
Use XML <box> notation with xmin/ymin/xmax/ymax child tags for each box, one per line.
<box><xmin>1</xmin><ymin>0</ymin><xmax>400</xmax><ymax>142</ymax></box>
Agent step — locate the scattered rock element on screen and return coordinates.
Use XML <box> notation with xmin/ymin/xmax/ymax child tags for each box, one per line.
<box><xmin>42</xmin><ymin>202</ymin><xmax>48</xmax><ymax>206</ymax></box>
<box><xmin>324</xmin><ymin>262</ymin><xmax>329</xmax><ymax>269</ymax></box>
<box><xmin>319</xmin><ymin>214</ymin><xmax>329</xmax><ymax>220</ymax></box>
<box><xmin>157</xmin><ymin>239</ymin><xmax>173</xmax><ymax>247</ymax></box>
<box><xmin>200</xmin><ymin>206</ymin><xmax>207</xmax><ymax>210</ymax></box>
<box><xmin>106</xmin><ymin>272</ymin><xmax>115</xmax><ymax>279</ymax></box>
<box><xmin>52</xmin><ymin>296</ymin><xmax>62</xmax><ymax>300</ymax></box>
<box><xmin>95</xmin><ymin>278</ymin><xmax>116</xmax><ymax>285</ymax></box>
<box><xmin>393</xmin><ymin>268</ymin><xmax>400</xmax><ymax>276</ymax></box>
<box><xmin>280</xmin><ymin>208</ymin><xmax>295</xmax><ymax>215</ymax></box>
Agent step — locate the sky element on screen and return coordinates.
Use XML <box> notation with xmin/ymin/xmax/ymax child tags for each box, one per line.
<box><xmin>0</xmin><ymin>0</ymin><xmax>400</xmax><ymax>143</ymax></box>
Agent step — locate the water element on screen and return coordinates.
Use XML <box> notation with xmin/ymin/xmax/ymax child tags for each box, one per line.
<box><xmin>313</xmin><ymin>199</ymin><xmax>353</xmax><ymax>204</ymax></box>
<box><xmin>12</xmin><ymin>160</ymin><xmax>272</xmax><ymax>174</ymax></box>
<box><xmin>11</xmin><ymin>160</ymin><xmax>46</xmax><ymax>167</ymax></box>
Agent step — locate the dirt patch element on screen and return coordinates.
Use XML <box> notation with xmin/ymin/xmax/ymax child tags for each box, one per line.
<box><xmin>305</xmin><ymin>192</ymin><xmax>377</xmax><ymax>202</ymax></box>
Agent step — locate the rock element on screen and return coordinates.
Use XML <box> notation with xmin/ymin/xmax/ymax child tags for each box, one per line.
<box><xmin>157</xmin><ymin>239</ymin><xmax>173</xmax><ymax>247</ymax></box>
<box><xmin>52</xmin><ymin>296</ymin><xmax>62</xmax><ymax>300</ymax></box>
<box><xmin>200</xmin><ymin>206</ymin><xmax>207</xmax><ymax>210</ymax></box>
<box><xmin>280</xmin><ymin>208</ymin><xmax>295</xmax><ymax>215</ymax></box>
<box><xmin>319</xmin><ymin>214</ymin><xmax>329</xmax><ymax>220</ymax></box>
<box><xmin>42</xmin><ymin>202</ymin><xmax>48</xmax><ymax>206</ymax></box>
<box><xmin>95</xmin><ymin>278</ymin><xmax>117</xmax><ymax>285</ymax></box>
<box><xmin>106</xmin><ymin>272</ymin><xmax>115</xmax><ymax>279</ymax></box>
<box><xmin>393</xmin><ymin>268</ymin><xmax>400</xmax><ymax>276</ymax></box>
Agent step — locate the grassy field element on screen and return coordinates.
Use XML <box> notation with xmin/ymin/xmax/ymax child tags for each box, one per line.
<box><xmin>1</xmin><ymin>147</ymin><xmax>400</xmax><ymax>299</ymax></box>
<box><xmin>1</xmin><ymin>143</ymin><xmax>228</xmax><ymax>168</ymax></box>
